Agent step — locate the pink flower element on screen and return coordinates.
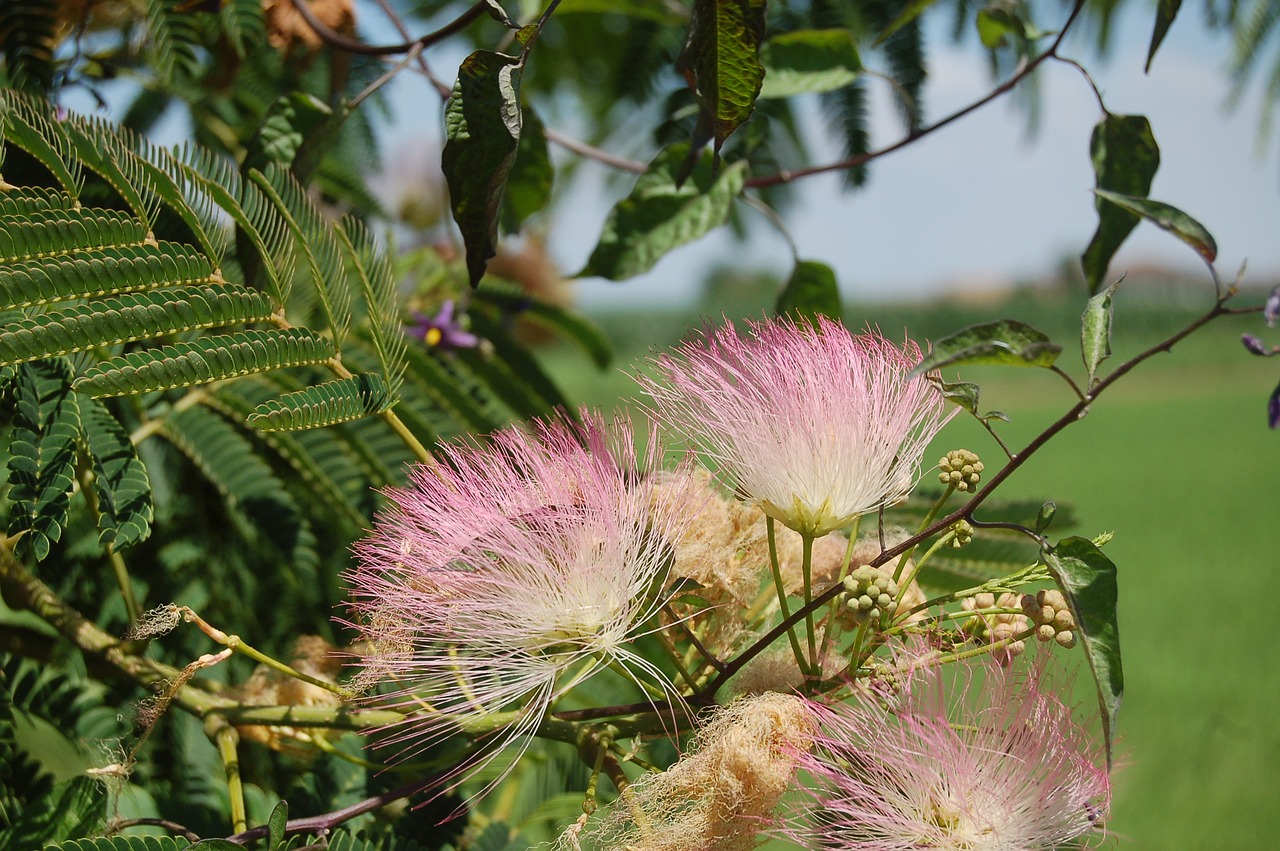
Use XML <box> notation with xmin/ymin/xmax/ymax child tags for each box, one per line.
<box><xmin>345</xmin><ymin>412</ymin><xmax>685</xmax><ymax>784</ymax></box>
<box><xmin>640</xmin><ymin>317</ymin><xmax>951</xmax><ymax>537</ymax></box>
<box><xmin>780</xmin><ymin>656</ymin><xmax>1111</xmax><ymax>851</ymax></box>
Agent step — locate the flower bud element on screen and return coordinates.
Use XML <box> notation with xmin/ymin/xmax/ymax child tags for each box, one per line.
<box><xmin>938</xmin><ymin>449</ymin><xmax>984</xmax><ymax>492</ymax></box>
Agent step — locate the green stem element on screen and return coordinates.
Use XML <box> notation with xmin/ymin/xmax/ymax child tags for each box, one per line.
<box><xmin>893</xmin><ymin>483</ymin><xmax>955</xmax><ymax>583</ymax></box>
<box><xmin>766</xmin><ymin>517</ymin><xmax>812</xmax><ymax>676</ymax></box>
<box><xmin>801</xmin><ymin>533</ymin><xmax>818</xmax><ymax>672</ymax></box>
<box><xmin>181</xmin><ymin>607</ymin><xmax>354</xmax><ymax>700</ymax></box>
<box><xmin>209</xmin><ymin>718</ymin><xmax>247</xmax><ymax>834</ymax></box>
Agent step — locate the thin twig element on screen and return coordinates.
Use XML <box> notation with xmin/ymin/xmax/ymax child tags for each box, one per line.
<box><xmin>287</xmin><ymin>0</ymin><xmax>490</xmax><ymax>56</ymax></box>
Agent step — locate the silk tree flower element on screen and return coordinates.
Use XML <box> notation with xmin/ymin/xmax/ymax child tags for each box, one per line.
<box><xmin>639</xmin><ymin>317</ymin><xmax>951</xmax><ymax>537</ymax></box>
<box><xmin>779</xmin><ymin>655</ymin><xmax>1111</xmax><ymax>851</ymax></box>
<box><xmin>346</xmin><ymin>412</ymin><xmax>686</xmax><ymax>785</ymax></box>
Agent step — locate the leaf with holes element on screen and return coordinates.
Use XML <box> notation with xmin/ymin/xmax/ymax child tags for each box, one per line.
<box><xmin>442</xmin><ymin>50</ymin><xmax>524</xmax><ymax>287</ymax></box>
<box><xmin>678</xmin><ymin>0</ymin><xmax>766</xmax><ymax>151</ymax></box>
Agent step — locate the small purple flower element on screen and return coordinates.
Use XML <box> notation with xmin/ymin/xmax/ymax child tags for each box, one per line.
<box><xmin>1265</xmin><ymin>285</ymin><xmax>1280</xmax><ymax>328</ymax></box>
<box><xmin>406</xmin><ymin>300</ymin><xmax>480</xmax><ymax>349</ymax></box>
<box><xmin>1241</xmin><ymin>334</ymin><xmax>1276</xmax><ymax>357</ymax></box>
<box><xmin>1269</xmin><ymin>382</ymin><xmax>1280</xmax><ymax>429</ymax></box>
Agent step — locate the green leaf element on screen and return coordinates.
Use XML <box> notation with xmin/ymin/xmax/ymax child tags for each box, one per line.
<box><xmin>1041</xmin><ymin>536</ymin><xmax>1123</xmax><ymax>767</ymax></box>
<box><xmin>474</xmin><ymin>280</ymin><xmax>612</xmax><ymax>369</ymax></box>
<box><xmin>878</xmin><ymin>0</ymin><xmax>938</xmax><ymax>46</ymax></box>
<box><xmin>552</xmin><ymin>0</ymin><xmax>685</xmax><ymax>24</ymax></box>
<box><xmin>267</xmin><ymin>799</ymin><xmax>288</xmax><ymax>851</ymax></box>
<box><xmin>442</xmin><ymin>50</ymin><xmax>525</xmax><ymax>287</ymax></box>
<box><xmin>0</xmin><ymin>284</ymin><xmax>273</xmax><ymax>367</ymax></box>
<box><xmin>678</xmin><ymin>0</ymin><xmax>766</xmax><ymax>151</ymax></box>
<box><xmin>976</xmin><ymin>1</ymin><xmax>1037</xmax><ymax>49</ymax></box>
<box><xmin>0</xmin><ymin>187</ymin><xmax>77</xmax><ymax>217</ymax></box>
<box><xmin>775</xmin><ymin>259</ymin><xmax>841</xmax><ymax>323</ymax></box>
<box><xmin>1080</xmin><ymin>280</ymin><xmax>1118</xmax><ymax>385</ymax></box>
<box><xmin>1145</xmin><ymin>0</ymin><xmax>1182</xmax><ymax>72</ymax></box>
<box><xmin>243</xmin><ymin>92</ymin><xmax>335</xmax><ymax>174</ymax></box>
<box><xmin>0</xmin><ymin>776</ymin><xmax>104</xmax><ymax>850</ymax></box>
<box><xmin>758</xmin><ymin>29</ymin><xmax>861</xmax><ymax>99</ymax></box>
<box><xmin>1081</xmin><ymin>114</ymin><xmax>1160</xmax><ymax>294</ymax></box>
<box><xmin>458</xmin><ymin>310</ymin><xmax>569</xmax><ymax>419</ymax></box>
<box><xmin>247</xmin><ymin>373</ymin><xmax>394</xmax><ymax>432</ymax></box>
<box><xmin>0</xmin><ymin>208</ymin><xmax>147</xmax><ymax>263</ymax></box>
<box><xmin>49</xmin><ymin>838</ymin><xmax>192</xmax><ymax>851</ymax></box>
<box><xmin>5</xmin><ymin>358</ymin><xmax>80</xmax><ymax>562</ymax></box>
<box><xmin>333</xmin><ymin>216</ymin><xmax>407</xmax><ymax>390</ymax></box>
<box><xmin>163</xmin><ymin>405</ymin><xmax>315</xmax><ymax>570</ymax></box>
<box><xmin>1034</xmin><ymin>501</ymin><xmax>1056</xmax><ymax>534</ymax></box>
<box><xmin>73</xmin><ymin>328</ymin><xmax>338</xmax><ymax>398</ymax></box>
<box><xmin>0</xmin><ymin>92</ymin><xmax>81</xmax><ymax>196</ymax></box>
<box><xmin>501</xmin><ymin>103</ymin><xmax>553</xmax><ymax>231</ymax></box>
<box><xmin>1092</xmin><ymin>189</ymin><xmax>1218</xmax><ymax>264</ymax></box>
<box><xmin>911</xmin><ymin>319</ymin><xmax>1061</xmax><ymax>375</ymax></box>
<box><xmin>80</xmin><ymin>394</ymin><xmax>153</xmax><ymax>550</ymax></box>
<box><xmin>0</xmin><ymin>242</ymin><xmax>216</xmax><ymax>311</ymax></box>
<box><xmin>581</xmin><ymin>144</ymin><xmax>746</xmax><ymax>281</ymax></box>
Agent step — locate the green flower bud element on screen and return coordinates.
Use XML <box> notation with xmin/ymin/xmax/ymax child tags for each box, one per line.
<box><xmin>939</xmin><ymin>449</ymin><xmax>984</xmax><ymax>491</ymax></box>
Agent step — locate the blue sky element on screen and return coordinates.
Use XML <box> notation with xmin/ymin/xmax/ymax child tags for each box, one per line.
<box><xmin>488</xmin><ymin>4</ymin><xmax>1280</xmax><ymax>307</ymax></box>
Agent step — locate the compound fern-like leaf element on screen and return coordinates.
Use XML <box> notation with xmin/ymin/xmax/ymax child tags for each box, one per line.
<box><xmin>0</xmin><ymin>242</ymin><xmax>215</xmax><ymax>311</ymax></box>
<box><xmin>247</xmin><ymin>373</ymin><xmax>394</xmax><ymax>432</ymax></box>
<box><xmin>80</xmin><ymin>395</ymin><xmax>153</xmax><ymax>550</ymax></box>
<box><xmin>4</xmin><ymin>358</ymin><xmax>80</xmax><ymax>562</ymax></box>
<box><xmin>47</xmin><ymin>838</ymin><xmax>192</xmax><ymax>851</ymax></box>
<box><xmin>0</xmin><ymin>187</ymin><xmax>77</xmax><ymax>216</ymax></box>
<box><xmin>163</xmin><ymin>404</ymin><xmax>316</xmax><ymax>570</ymax></box>
<box><xmin>0</xmin><ymin>284</ymin><xmax>272</xmax><ymax>366</ymax></box>
<box><xmin>0</xmin><ymin>208</ymin><xmax>148</xmax><ymax>263</ymax></box>
<box><xmin>74</xmin><ymin>328</ymin><xmax>337</xmax><ymax>397</ymax></box>
<box><xmin>0</xmin><ymin>90</ymin><xmax>81</xmax><ymax>195</ymax></box>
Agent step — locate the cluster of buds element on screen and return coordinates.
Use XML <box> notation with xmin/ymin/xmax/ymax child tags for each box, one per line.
<box><xmin>841</xmin><ymin>566</ymin><xmax>900</xmax><ymax>626</ymax></box>
<box><xmin>948</xmin><ymin>519</ymin><xmax>974</xmax><ymax>549</ymax></box>
<box><xmin>961</xmin><ymin>591</ymin><xmax>1029</xmax><ymax>662</ymax></box>
<box><xmin>1021</xmin><ymin>589</ymin><xmax>1078</xmax><ymax>649</ymax></box>
<box><xmin>938</xmin><ymin>449</ymin><xmax>984</xmax><ymax>492</ymax></box>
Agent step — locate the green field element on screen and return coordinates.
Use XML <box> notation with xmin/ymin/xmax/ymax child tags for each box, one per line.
<box><xmin>539</xmin><ymin>285</ymin><xmax>1279</xmax><ymax>848</ymax></box>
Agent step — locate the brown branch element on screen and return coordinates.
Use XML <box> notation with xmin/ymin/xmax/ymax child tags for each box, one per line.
<box><xmin>743</xmin><ymin>0</ymin><xmax>1090</xmax><ymax>189</ymax></box>
<box><xmin>287</xmin><ymin>0</ymin><xmax>489</xmax><ymax>57</ymax></box>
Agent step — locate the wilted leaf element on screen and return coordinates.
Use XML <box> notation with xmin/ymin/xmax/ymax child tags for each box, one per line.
<box><xmin>442</xmin><ymin>50</ymin><xmax>524</xmax><ymax>287</ymax></box>
<box><xmin>678</xmin><ymin>0</ymin><xmax>767</xmax><ymax>152</ymax></box>
<box><xmin>1081</xmin><ymin>280</ymin><xmax>1119</xmax><ymax>384</ymax></box>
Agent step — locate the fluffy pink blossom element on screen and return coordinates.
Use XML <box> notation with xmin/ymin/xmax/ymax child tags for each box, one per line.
<box><xmin>346</xmin><ymin>412</ymin><xmax>685</xmax><ymax>782</ymax></box>
<box><xmin>780</xmin><ymin>656</ymin><xmax>1111</xmax><ymax>850</ymax></box>
<box><xmin>640</xmin><ymin>317</ymin><xmax>951</xmax><ymax>537</ymax></box>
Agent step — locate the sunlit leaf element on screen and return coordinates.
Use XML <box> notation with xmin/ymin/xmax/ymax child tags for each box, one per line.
<box><xmin>1092</xmin><ymin>189</ymin><xmax>1218</xmax><ymax>264</ymax></box>
<box><xmin>759</xmin><ymin>29</ymin><xmax>861</xmax><ymax>99</ymax></box>
<box><xmin>1081</xmin><ymin>114</ymin><xmax>1160</xmax><ymax>294</ymax></box>
<box><xmin>678</xmin><ymin>0</ymin><xmax>767</xmax><ymax>152</ymax></box>
<box><xmin>911</xmin><ymin>319</ymin><xmax>1061</xmax><ymax>375</ymax></box>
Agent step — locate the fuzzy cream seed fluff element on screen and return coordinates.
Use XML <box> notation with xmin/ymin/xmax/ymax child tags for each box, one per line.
<box><xmin>557</xmin><ymin>693</ymin><xmax>816</xmax><ymax>851</ymax></box>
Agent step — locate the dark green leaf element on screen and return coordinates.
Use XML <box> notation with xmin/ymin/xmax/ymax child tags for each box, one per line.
<box><xmin>0</xmin><ymin>776</ymin><xmax>104</xmax><ymax>850</ymax></box>
<box><xmin>246</xmin><ymin>373</ymin><xmax>395</xmax><ymax>432</ymax></box>
<box><xmin>243</xmin><ymin>92</ymin><xmax>335</xmax><ymax>175</ymax></box>
<box><xmin>73</xmin><ymin>328</ymin><xmax>338</xmax><ymax>398</ymax></box>
<box><xmin>502</xmin><ymin>103</ymin><xmax>553</xmax><ymax>230</ymax></box>
<box><xmin>758</xmin><ymin>29</ymin><xmax>861</xmax><ymax>99</ymax></box>
<box><xmin>678</xmin><ymin>0</ymin><xmax>767</xmax><ymax>151</ymax></box>
<box><xmin>776</xmin><ymin>259</ymin><xmax>841</xmax><ymax>323</ymax></box>
<box><xmin>1081</xmin><ymin>280</ymin><xmax>1118</xmax><ymax>384</ymax></box>
<box><xmin>188</xmin><ymin>840</ymin><xmax>241</xmax><ymax>850</ymax></box>
<box><xmin>52</xmin><ymin>838</ymin><xmax>193</xmax><ymax>851</ymax></box>
<box><xmin>553</xmin><ymin>0</ymin><xmax>685</xmax><ymax>24</ymax></box>
<box><xmin>581</xmin><ymin>144</ymin><xmax>746</xmax><ymax>280</ymax></box>
<box><xmin>911</xmin><ymin>319</ymin><xmax>1061</xmax><ymax>375</ymax></box>
<box><xmin>5</xmin><ymin>358</ymin><xmax>79</xmax><ymax>561</ymax></box>
<box><xmin>1081</xmin><ymin>114</ymin><xmax>1160</xmax><ymax>294</ymax></box>
<box><xmin>1041</xmin><ymin>536</ymin><xmax>1123</xmax><ymax>767</ymax></box>
<box><xmin>879</xmin><ymin>0</ymin><xmax>938</xmax><ymax>45</ymax></box>
<box><xmin>1145</xmin><ymin>0</ymin><xmax>1182</xmax><ymax>72</ymax></box>
<box><xmin>267</xmin><ymin>799</ymin><xmax>288</xmax><ymax>851</ymax></box>
<box><xmin>80</xmin><ymin>394</ymin><xmax>153</xmax><ymax>549</ymax></box>
<box><xmin>938</xmin><ymin>378</ymin><xmax>980</xmax><ymax>414</ymax></box>
<box><xmin>442</xmin><ymin>50</ymin><xmax>525</xmax><ymax>287</ymax></box>
<box><xmin>1092</xmin><ymin>189</ymin><xmax>1218</xmax><ymax>264</ymax></box>
<box><xmin>976</xmin><ymin>1</ymin><xmax>1036</xmax><ymax>49</ymax></box>
<box><xmin>1034</xmin><ymin>501</ymin><xmax>1056</xmax><ymax>534</ymax></box>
